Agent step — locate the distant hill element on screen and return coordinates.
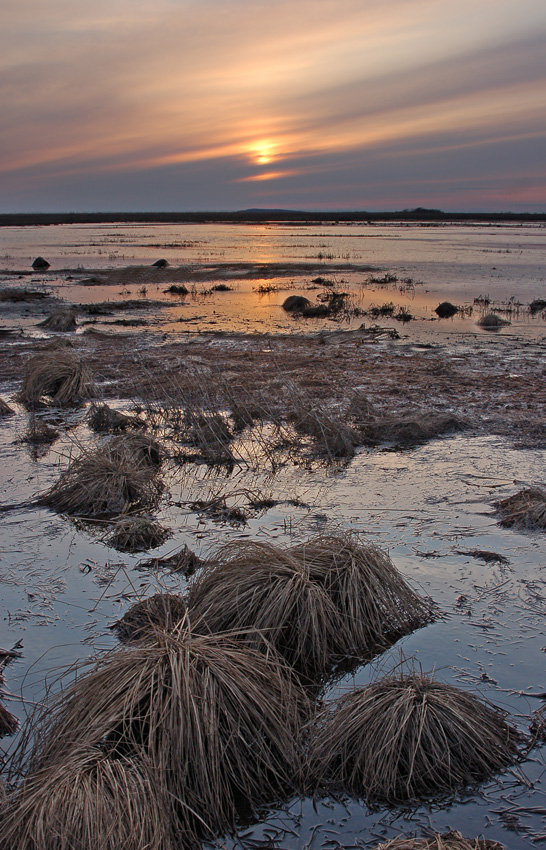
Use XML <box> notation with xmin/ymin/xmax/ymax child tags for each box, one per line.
<box><xmin>0</xmin><ymin>209</ymin><xmax>545</xmax><ymax>226</ymax></box>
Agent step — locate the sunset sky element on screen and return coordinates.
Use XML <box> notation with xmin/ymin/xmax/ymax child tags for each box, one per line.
<box><xmin>2</xmin><ymin>0</ymin><xmax>545</xmax><ymax>212</ymax></box>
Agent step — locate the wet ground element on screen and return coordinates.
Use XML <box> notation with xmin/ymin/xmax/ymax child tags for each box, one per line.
<box><xmin>0</xmin><ymin>221</ymin><xmax>545</xmax><ymax>847</ymax></box>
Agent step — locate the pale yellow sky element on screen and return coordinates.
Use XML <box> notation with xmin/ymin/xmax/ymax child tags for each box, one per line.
<box><xmin>1</xmin><ymin>0</ymin><xmax>545</xmax><ymax>210</ymax></box>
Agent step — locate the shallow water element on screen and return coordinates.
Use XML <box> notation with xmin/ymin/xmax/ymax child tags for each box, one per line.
<box><xmin>1</xmin><ymin>220</ymin><xmax>545</xmax><ymax>341</ymax></box>
<box><xmin>0</xmin><ymin>398</ymin><xmax>545</xmax><ymax>846</ymax></box>
<box><xmin>1</xmin><ymin>221</ymin><xmax>546</xmax><ymax>846</ymax></box>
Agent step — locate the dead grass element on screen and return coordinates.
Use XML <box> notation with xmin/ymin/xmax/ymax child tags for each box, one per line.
<box><xmin>0</xmin><ymin>398</ymin><xmax>15</xmax><ymax>417</ymax></box>
<box><xmin>306</xmin><ymin>671</ymin><xmax>524</xmax><ymax>805</ymax></box>
<box><xmin>0</xmin><ymin>702</ymin><xmax>18</xmax><ymax>737</ymax></box>
<box><xmin>0</xmin><ymin>288</ymin><xmax>48</xmax><ymax>302</ymax></box>
<box><xmin>0</xmin><ymin>750</ymin><xmax>174</xmax><ymax>850</ymax></box>
<box><xmin>38</xmin><ymin>436</ymin><xmax>164</xmax><ymax>517</ymax></box>
<box><xmin>372</xmin><ymin>831</ymin><xmax>504</xmax><ymax>850</ymax></box>
<box><xmin>104</xmin><ymin>515</ymin><xmax>170</xmax><ymax>552</ymax></box>
<box><xmin>88</xmin><ymin>402</ymin><xmax>142</xmax><ymax>433</ymax></box>
<box><xmin>25</xmin><ymin>627</ymin><xmax>308</xmax><ymax>844</ymax></box>
<box><xmin>110</xmin><ymin>593</ymin><xmax>187</xmax><ymax>643</ymax></box>
<box><xmin>477</xmin><ymin>313</ymin><xmax>510</xmax><ymax>328</ymax></box>
<box><xmin>368</xmin><ymin>413</ymin><xmax>465</xmax><ymax>446</ymax></box>
<box><xmin>495</xmin><ymin>487</ymin><xmax>546</xmax><ymax>531</ymax></box>
<box><xmin>137</xmin><ymin>544</ymin><xmax>206</xmax><ymax>577</ymax></box>
<box><xmin>530</xmin><ymin>705</ymin><xmax>546</xmax><ymax>741</ymax></box>
<box><xmin>18</xmin><ymin>349</ymin><xmax>95</xmax><ymax>408</ymax></box>
<box><xmin>20</xmin><ymin>416</ymin><xmax>59</xmax><ymax>446</ymax></box>
<box><xmin>37</xmin><ymin>309</ymin><xmax>77</xmax><ymax>332</ymax></box>
<box><xmin>289</xmin><ymin>533</ymin><xmax>435</xmax><ymax>654</ymax></box>
<box><xmin>288</xmin><ymin>405</ymin><xmax>360</xmax><ymax>458</ymax></box>
<box><xmin>187</xmin><ymin>538</ymin><xmax>416</xmax><ymax>682</ymax></box>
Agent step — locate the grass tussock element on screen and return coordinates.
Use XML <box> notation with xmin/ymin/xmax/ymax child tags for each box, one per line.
<box><xmin>290</xmin><ymin>534</ymin><xmax>435</xmax><ymax>652</ymax></box>
<box><xmin>288</xmin><ymin>406</ymin><xmax>360</xmax><ymax>459</ymax></box>
<box><xmin>104</xmin><ymin>515</ymin><xmax>170</xmax><ymax>552</ymax></box>
<box><xmin>0</xmin><ymin>702</ymin><xmax>18</xmax><ymax>737</ymax></box>
<box><xmin>306</xmin><ymin>672</ymin><xmax>524</xmax><ymax>805</ymax></box>
<box><xmin>88</xmin><ymin>403</ymin><xmax>143</xmax><ymax>434</ymax></box>
<box><xmin>0</xmin><ymin>288</ymin><xmax>48</xmax><ymax>302</ymax></box>
<box><xmin>38</xmin><ymin>436</ymin><xmax>163</xmax><ymax>517</ymax></box>
<box><xmin>495</xmin><ymin>487</ymin><xmax>546</xmax><ymax>531</ymax></box>
<box><xmin>20</xmin><ymin>417</ymin><xmax>59</xmax><ymax>446</ymax></box>
<box><xmin>37</xmin><ymin>308</ymin><xmax>77</xmax><ymax>332</ymax></box>
<box><xmin>188</xmin><ymin>534</ymin><xmax>431</xmax><ymax>681</ymax></box>
<box><xmin>188</xmin><ymin>541</ymin><xmax>352</xmax><ymax>681</ymax></box>
<box><xmin>137</xmin><ymin>544</ymin><xmax>206</xmax><ymax>577</ymax></box>
<box><xmin>111</xmin><ymin>593</ymin><xmax>187</xmax><ymax>643</ymax></box>
<box><xmin>477</xmin><ymin>313</ymin><xmax>510</xmax><ymax>328</ymax></box>
<box><xmin>372</xmin><ymin>831</ymin><xmax>504</xmax><ymax>850</ymax></box>
<box><xmin>26</xmin><ymin>628</ymin><xmax>308</xmax><ymax>845</ymax></box>
<box><xmin>0</xmin><ymin>750</ymin><xmax>173</xmax><ymax>850</ymax></box>
<box><xmin>18</xmin><ymin>349</ymin><xmax>95</xmax><ymax>408</ymax></box>
<box><xmin>368</xmin><ymin>413</ymin><xmax>465</xmax><ymax>446</ymax></box>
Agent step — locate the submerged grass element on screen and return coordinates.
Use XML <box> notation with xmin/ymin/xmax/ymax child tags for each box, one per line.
<box><xmin>306</xmin><ymin>671</ymin><xmax>524</xmax><ymax>805</ymax></box>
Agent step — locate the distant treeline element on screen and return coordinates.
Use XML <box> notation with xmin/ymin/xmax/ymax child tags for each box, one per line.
<box><xmin>1</xmin><ymin>208</ymin><xmax>545</xmax><ymax>226</ymax></box>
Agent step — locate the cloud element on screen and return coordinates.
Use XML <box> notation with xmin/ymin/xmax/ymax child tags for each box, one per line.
<box><xmin>1</xmin><ymin>0</ymin><xmax>545</xmax><ymax>210</ymax></box>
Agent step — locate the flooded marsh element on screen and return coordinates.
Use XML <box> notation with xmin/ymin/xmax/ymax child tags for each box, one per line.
<box><xmin>0</xmin><ymin>220</ymin><xmax>545</xmax><ymax>848</ymax></box>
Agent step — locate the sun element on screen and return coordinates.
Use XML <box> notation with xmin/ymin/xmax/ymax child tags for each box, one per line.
<box><xmin>251</xmin><ymin>141</ymin><xmax>275</xmax><ymax>165</ymax></box>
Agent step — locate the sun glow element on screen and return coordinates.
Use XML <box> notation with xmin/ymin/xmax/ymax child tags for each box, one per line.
<box><xmin>251</xmin><ymin>141</ymin><xmax>276</xmax><ymax>165</ymax></box>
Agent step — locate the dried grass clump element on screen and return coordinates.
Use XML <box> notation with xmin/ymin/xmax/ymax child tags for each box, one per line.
<box><xmin>477</xmin><ymin>313</ymin><xmax>510</xmax><ymax>328</ymax></box>
<box><xmin>88</xmin><ymin>403</ymin><xmax>139</xmax><ymax>433</ymax></box>
<box><xmin>495</xmin><ymin>487</ymin><xmax>546</xmax><ymax>531</ymax></box>
<box><xmin>0</xmin><ymin>702</ymin><xmax>18</xmax><ymax>737</ymax></box>
<box><xmin>0</xmin><ymin>398</ymin><xmax>14</xmax><ymax>417</ymax></box>
<box><xmin>18</xmin><ymin>349</ymin><xmax>95</xmax><ymax>408</ymax></box>
<box><xmin>0</xmin><ymin>750</ymin><xmax>173</xmax><ymax>850</ymax></box>
<box><xmin>289</xmin><ymin>407</ymin><xmax>360</xmax><ymax>458</ymax></box>
<box><xmin>38</xmin><ymin>438</ymin><xmax>163</xmax><ymax>517</ymax></box>
<box><xmin>188</xmin><ymin>540</ymin><xmax>368</xmax><ymax>681</ymax></box>
<box><xmin>137</xmin><ymin>544</ymin><xmax>206</xmax><ymax>577</ymax></box>
<box><xmin>20</xmin><ymin>417</ymin><xmax>59</xmax><ymax>446</ymax></box>
<box><xmin>37</xmin><ymin>308</ymin><xmax>77</xmax><ymax>332</ymax></box>
<box><xmin>372</xmin><ymin>831</ymin><xmax>504</xmax><ymax>850</ymax></box>
<box><xmin>289</xmin><ymin>534</ymin><xmax>435</xmax><ymax>653</ymax></box>
<box><xmin>104</xmin><ymin>515</ymin><xmax>170</xmax><ymax>552</ymax></box>
<box><xmin>307</xmin><ymin>672</ymin><xmax>524</xmax><ymax>805</ymax></box>
<box><xmin>111</xmin><ymin>593</ymin><xmax>187</xmax><ymax>643</ymax></box>
<box><xmin>28</xmin><ymin>629</ymin><xmax>307</xmax><ymax>844</ymax></box>
<box><xmin>184</xmin><ymin>410</ymin><xmax>234</xmax><ymax>464</ymax></box>
<box><xmin>369</xmin><ymin>413</ymin><xmax>464</xmax><ymax>446</ymax></box>
<box><xmin>530</xmin><ymin>704</ymin><xmax>546</xmax><ymax>741</ymax></box>
<box><xmin>108</xmin><ymin>432</ymin><xmax>163</xmax><ymax>467</ymax></box>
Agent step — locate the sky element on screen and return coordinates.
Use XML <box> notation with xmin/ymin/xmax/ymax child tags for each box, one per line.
<box><xmin>1</xmin><ymin>0</ymin><xmax>546</xmax><ymax>213</ymax></box>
